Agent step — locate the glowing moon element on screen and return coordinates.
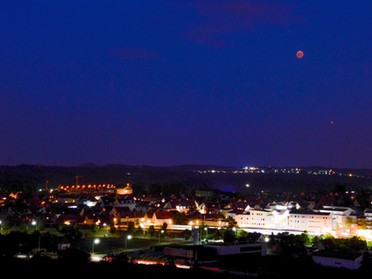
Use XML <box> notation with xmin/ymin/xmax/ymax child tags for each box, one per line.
<box><xmin>296</xmin><ymin>50</ymin><xmax>304</xmax><ymax>59</ymax></box>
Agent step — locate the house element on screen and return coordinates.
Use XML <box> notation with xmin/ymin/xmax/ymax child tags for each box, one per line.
<box><xmin>187</xmin><ymin>211</ymin><xmax>226</xmax><ymax>228</ymax></box>
<box><xmin>364</xmin><ymin>209</ymin><xmax>372</xmax><ymax>230</ymax></box>
<box><xmin>311</xmin><ymin>250</ymin><xmax>364</xmax><ymax>270</ymax></box>
<box><xmin>151</xmin><ymin>210</ymin><xmax>174</xmax><ymax>227</ymax></box>
<box><xmin>114</xmin><ymin>195</ymin><xmax>136</xmax><ymax>211</ymax></box>
<box><xmin>110</xmin><ymin>206</ymin><xmax>145</xmax><ymax>227</ymax></box>
<box><xmin>163</xmin><ymin>198</ymin><xmax>195</xmax><ymax>213</ymax></box>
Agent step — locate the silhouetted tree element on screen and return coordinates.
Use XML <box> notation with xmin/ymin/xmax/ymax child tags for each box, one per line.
<box><xmin>60</xmin><ymin>224</ymin><xmax>82</xmax><ymax>244</ymax></box>
<box><xmin>223</xmin><ymin>229</ymin><xmax>236</xmax><ymax>243</ymax></box>
<box><xmin>183</xmin><ymin>229</ymin><xmax>191</xmax><ymax>240</ymax></box>
<box><xmin>162</xmin><ymin>222</ymin><xmax>168</xmax><ymax>232</ymax></box>
<box><xmin>127</xmin><ymin>221</ymin><xmax>135</xmax><ymax>235</ymax></box>
<box><xmin>91</xmin><ymin>224</ymin><xmax>99</xmax><ymax>233</ymax></box>
<box><xmin>147</xmin><ymin>225</ymin><xmax>155</xmax><ymax>237</ymax></box>
<box><xmin>135</xmin><ymin>225</ymin><xmax>144</xmax><ymax>236</ymax></box>
<box><xmin>110</xmin><ymin>225</ymin><xmax>116</xmax><ymax>234</ymax></box>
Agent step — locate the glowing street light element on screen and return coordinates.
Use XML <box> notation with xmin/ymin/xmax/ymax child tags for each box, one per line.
<box><xmin>31</xmin><ymin>220</ymin><xmax>37</xmax><ymax>229</ymax></box>
<box><xmin>125</xmin><ymin>234</ymin><xmax>132</xmax><ymax>251</ymax></box>
<box><xmin>92</xmin><ymin>238</ymin><xmax>100</xmax><ymax>255</ymax></box>
<box><xmin>32</xmin><ymin>220</ymin><xmax>41</xmax><ymax>252</ymax></box>
<box><xmin>159</xmin><ymin>230</ymin><xmax>164</xmax><ymax>243</ymax></box>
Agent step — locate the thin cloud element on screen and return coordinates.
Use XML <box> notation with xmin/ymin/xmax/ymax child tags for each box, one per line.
<box><xmin>180</xmin><ymin>0</ymin><xmax>302</xmax><ymax>47</ymax></box>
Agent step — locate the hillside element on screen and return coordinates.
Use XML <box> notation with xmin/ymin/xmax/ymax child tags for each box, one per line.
<box><xmin>1</xmin><ymin>164</ymin><xmax>372</xmax><ymax>195</ymax></box>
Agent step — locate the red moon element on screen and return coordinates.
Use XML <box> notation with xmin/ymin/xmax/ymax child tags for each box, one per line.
<box><xmin>296</xmin><ymin>50</ymin><xmax>304</xmax><ymax>59</ymax></box>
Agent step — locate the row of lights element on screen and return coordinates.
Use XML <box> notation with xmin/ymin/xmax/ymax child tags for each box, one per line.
<box><xmin>91</xmin><ymin>234</ymin><xmax>133</xmax><ymax>257</ymax></box>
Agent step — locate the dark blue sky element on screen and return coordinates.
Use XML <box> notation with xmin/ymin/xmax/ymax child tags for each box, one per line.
<box><xmin>1</xmin><ymin>1</ymin><xmax>371</xmax><ymax>168</ymax></box>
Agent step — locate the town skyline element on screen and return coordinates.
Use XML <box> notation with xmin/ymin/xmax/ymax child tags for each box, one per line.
<box><xmin>1</xmin><ymin>163</ymin><xmax>372</xmax><ymax>196</ymax></box>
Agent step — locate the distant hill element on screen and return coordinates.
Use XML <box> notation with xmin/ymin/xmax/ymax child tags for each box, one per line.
<box><xmin>0</xmin><ymin>164</ymin><xmax>371</xmax><ymax>194</ymax></box>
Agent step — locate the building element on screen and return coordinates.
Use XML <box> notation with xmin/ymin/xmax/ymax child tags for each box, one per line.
<box><xmin>287</xmin><ymin>210</ymin><xmax>332</xmax><ymax>234</ymax></box>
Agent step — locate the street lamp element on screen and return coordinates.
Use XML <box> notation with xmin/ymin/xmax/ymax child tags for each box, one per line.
<box><xmin>159</xmin><ymin>230</ymin><xmax>164</xmax><ymax>243</ymax></box>
<box><xmin>32</xmin><ymin>220</ymin><xmax>41</xmax><ymax>252</ymax></box>
<box><xmin>125</xmin><ymin>234</ymin><xmax>132</xmax><ymax>251</ymax></box>
<box><xmin>31</xmin><ymin>220</ymin><xmax>37</xmax><ymax>230</ymax></box>
<box><xmin>92</xmin><ymin>238</ymin><xmax>100</xmax><ymax>255</ymax></box>
<box><xmin>204</xmin><ymin>226</ymin><xmax>208</xmax><ymax>242</ymax></box>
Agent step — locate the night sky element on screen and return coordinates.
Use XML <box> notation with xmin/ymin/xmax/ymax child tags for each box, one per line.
<box><xmin>1</xmin><ymin>1</ymin><xmax>371</xmax><ymax>168</ymax></box>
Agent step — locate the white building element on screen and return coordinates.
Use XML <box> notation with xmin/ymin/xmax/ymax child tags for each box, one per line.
<box><xmin>234</xmin><ymin>209</ymin><xmax>275</xmax><ymax>229</ymax></box>
<box><xmin>312</xmin><ymin>251</ymin><xmax>364</xmax><ymax>270</ymax></box>
<box><xmin>317</xmin><ymin>206</ymin><xmax>357</xmax><ymax>231</ymax></box>
<box><xmin>287</xmin><ymin>210</ymin><xmax>332</xmax><ymax>234</ymax></box>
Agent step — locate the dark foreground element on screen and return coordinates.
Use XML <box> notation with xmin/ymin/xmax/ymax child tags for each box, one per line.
<box><xmin>4</xmin><ymin>257</ymin><xmax>247</xmax><ymax>279</ymax></box>
<box><xmin>4</xmin><ymin>254</ymin><xmax>372</xmax><ymax>279</ymax></box>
